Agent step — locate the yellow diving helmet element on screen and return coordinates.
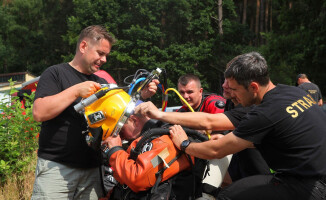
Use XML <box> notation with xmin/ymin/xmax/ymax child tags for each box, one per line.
<box><xmin>83</xmin><ymin>86</ymin><xmax>137</xmax><ymax>140</ymax></box>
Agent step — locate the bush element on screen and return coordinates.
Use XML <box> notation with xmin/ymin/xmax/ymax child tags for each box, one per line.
<box><xmin>0</xmin><ymin>80</ymin><xmax>40</xmax><ymax>184</ymax></box>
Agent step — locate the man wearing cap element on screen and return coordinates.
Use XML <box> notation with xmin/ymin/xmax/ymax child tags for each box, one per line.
<box><xmin>296</xmin><ymin>73</ymin><xmax>323</xmax><ymax>106</ymax></box>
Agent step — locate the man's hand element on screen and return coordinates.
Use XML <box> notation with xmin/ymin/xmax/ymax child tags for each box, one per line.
<box><xmin>169</xmin><ymin>125</ymin><xmax>189</xmax><ymax>150</ymax></box>
<box><xmin>140</xmin><ymin>79</ymin><xmax>160</xmax><ymax>99</ymax></box>
<box><xmin>103</xmin><ymin>135</ymin><xmax>122</xmax><ymax>148</ymax></box>
<box><xmin>33</xmin><ymin>81</ymin><xmax>101</xmax><ymax>122</ymax></box>
<box><xmin>134</xmin><ymin>101</ymin><xmax>163</xmax><ymax>119</ymax></box>
<box><xmin>75</xmin><ymin>81</ymin><xmax>101</xmax><ymax>98</ymax></box>
<box><xmin>210</xmin><ymin>134</ymin><xmax>225</xmax><ymax>140</ymax></box>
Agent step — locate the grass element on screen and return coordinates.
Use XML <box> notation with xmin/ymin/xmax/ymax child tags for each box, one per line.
<box><xmin>0</xmin><ymin>152</ymin><xmax>37</xmax><ymax>200</ymax></box>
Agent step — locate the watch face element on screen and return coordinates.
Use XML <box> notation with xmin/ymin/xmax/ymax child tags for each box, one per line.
<box><xmin>181</xmin><ymin>140</ymin><xmax>191</xmax><ymax>151</ymax></box>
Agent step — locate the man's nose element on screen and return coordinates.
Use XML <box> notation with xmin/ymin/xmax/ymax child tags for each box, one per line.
<box><xmin>183</xmin><ymin>93</ymin><xmax>190</xmax><ymax>99</ymax></box>
<box><xmin>100</xmin><ymin>56</ymin><xmax>107</xmax><ymax>63</ymax></box>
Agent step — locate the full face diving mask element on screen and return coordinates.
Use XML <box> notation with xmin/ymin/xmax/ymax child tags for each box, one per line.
<box><xmin>83</xmin><ymin>86</ymin><xmax>137</xmax><ymax>141</ymax></box>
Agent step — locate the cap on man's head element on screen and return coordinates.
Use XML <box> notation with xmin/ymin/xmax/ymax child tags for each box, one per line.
<box><xmin>296</xmin><ymin>73</ymin><xmax>307</xmax><ymax>86</ymax></box>
<box><xmin>296</xmin><ymin>74</ymin><xmax>301</xmax><ymax>86</ymax></box>
<box><xmin>297</xmin><ymin>74</ymin><xmax>302</xmax><ymax>80</ymax></box>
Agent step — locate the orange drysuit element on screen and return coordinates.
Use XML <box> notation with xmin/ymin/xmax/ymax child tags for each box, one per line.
<box><xmin>109</xmin><ymin>135</ymin><xmax>193</xmax><ymax>193</ymax></box>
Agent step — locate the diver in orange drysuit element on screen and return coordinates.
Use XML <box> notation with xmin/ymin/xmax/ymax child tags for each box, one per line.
<box><xmin>102</xmin><ymin>113</ymin><xmax>206</xmax><ymax>200</ymax></box>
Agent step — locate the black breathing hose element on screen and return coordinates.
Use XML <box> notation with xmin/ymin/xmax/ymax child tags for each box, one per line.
<box><xmin>129</xmin><ymin>127</ymin><xmax>208</xmax><ymax>160</ymax></box>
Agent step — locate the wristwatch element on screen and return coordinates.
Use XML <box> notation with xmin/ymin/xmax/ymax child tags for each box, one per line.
<box><xmin>180</xmin><ymin>140</ymin><xmax>192</xmax><ymax>152</ymax></box>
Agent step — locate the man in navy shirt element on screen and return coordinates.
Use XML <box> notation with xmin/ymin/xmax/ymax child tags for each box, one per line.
<box><xmin>297</xmin><ymin>73</ymin><xmax>323</xmax><ymax>106</ymax></box>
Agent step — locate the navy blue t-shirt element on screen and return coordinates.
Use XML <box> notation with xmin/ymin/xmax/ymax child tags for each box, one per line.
<box><xmin>234</xmin><ymin>84</ymin><xmax>326</xmax><ymax>177</ymax></box>
<box><xmin>298</xmin><ymin>82</ymin><xmax>322</xmax><ymax>102</ymax></box>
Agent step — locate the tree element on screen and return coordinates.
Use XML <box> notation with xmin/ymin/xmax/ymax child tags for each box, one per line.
<box><xmin>218</xmin><ymin>0</ymin><xmax>223</xmax><ymax>35</ymax></box>
<box><xmin>242</xmin><ymin>0</ymin><xmax>248</xmax><ymax>25</ymax></box>
<box><xmin>0</xmin><ymin>0</ymin><xmax>73</xmax><ymax>75</ymax></box>
<box><xmin>4</xmin><ymin>0</ymin><xmax>323</xmax><ymax>101</ymax></box>
<box><xmin>262</xmin><ymin>0</ymin><xmax>326</xmax><ymax>97</ymax></box>
<box><xmin>63</xmin><ymin>0</ymin><xmax>245</xmax><ymax>105</ymax></box>
<box><xmin>255</xmin><ymin>0</ymin><xmax>260</xmax><ymax>45</ymax></box>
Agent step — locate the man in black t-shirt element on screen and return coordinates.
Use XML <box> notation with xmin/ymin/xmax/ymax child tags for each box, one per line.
<box><xmin>31</xmin><ymin>25</ymin><xmax>158</xmax><ymax>200</ymax></box>
<box><xmin>132</xmin><ymin>77</ymin><xmax>271</xmax><ymax>186</ymax></box>
<box><xmin>222</xmin><ymin>79</ymin><xmax>270</xmax><ymax>183</ymax></box>
<box><xmin>297</xmin><ymin>73</ymin><xmax>323</xmax><ymax>106</ymax></box>
<box><xmin>137</xmin><ymin>52</ymin><xmax>326</xmax><ymax>199</ymax></box>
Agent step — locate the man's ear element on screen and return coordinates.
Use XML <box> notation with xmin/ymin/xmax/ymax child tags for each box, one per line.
<box><xmin>79</xmin><ymin>40</ymin><xmax>88</xmax><ymax>53</ymax></box>
<box><xmin>249</xmin><ymin>82</ymin><xmax>259</xmax><ymax>93</ymax></box>
<box><xmin>199</xmin><ymin>88</ymin><xmax>203</xmax><ymax>94</ymax></box>
<box><xmin>297</xmin><ymin>78</ymin><xmax>301</xmax><ymax>85</ymax></box>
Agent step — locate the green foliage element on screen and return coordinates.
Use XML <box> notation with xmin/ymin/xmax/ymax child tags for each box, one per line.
<box><xmin>1</xmin><ymin>0</ymin><xmax>325</xmax><ymax>101</ymax></box>
<box><xmin>0</xmin><ymin>80</ymin><xmax>40</xmax><ymax>183</ymax></box>
<box><xmin>63</xmin><ymin>0</ymin><xmax>248</xmax><ymax>105</ymax></box>
<box><xmin>263</xmin><ymin>0</ymin><xmax>326</xmax><ymax>93</ymax></box>
<box><xmin>0</xmin><ymin>0</ymin><xmax>73</xmax><ymax>74</ymax></box>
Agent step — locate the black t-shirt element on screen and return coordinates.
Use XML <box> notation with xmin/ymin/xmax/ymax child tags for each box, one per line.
<box><xmin>234</xmin><ymin>84</ymin><xmax>326</xmax><ymax>177</ymax></box>
<box><xmin>224</xmin><ymin>99</ymin><xmax>253</xmax><ymax>127</ymax></box>
<box><xmin>223</xmin><ymin>99</ymin><xmax>270</xmax><ymax>181</ymax></box>
<box><xmin>35</xmin><ymin>63</ymin><xmax>107</xmax><ymax>168</ymax></box>
<box><xmin>298</xmin><ymin>82</ymin><xmax>322</xmax><ymax>102</ymax></box>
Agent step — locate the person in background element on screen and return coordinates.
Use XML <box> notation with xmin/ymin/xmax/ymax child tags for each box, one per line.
<box><xmin>137</xmin><ymin>52</ymin><xmax>326</xmax><ymax>199</ymax></box>
<box><xmin>296</xmin><ymin>73</ymin><xmax>323</xmax><ymax>106</ymax></box>
<box><xmin>177</xmin><ymin>74</ymin><xmax>225</xmax><ymax>113</ymax></box>
<box><xmin>31</xmin><ymin>25</ymin><xmax>158</xmax><ymax>199</ymax></box>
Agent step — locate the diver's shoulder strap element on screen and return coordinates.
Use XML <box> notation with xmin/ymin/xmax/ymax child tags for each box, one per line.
<box><xmin>150</xmin><ymin>152</ymin><xmax>184</xmax><ymax>195</ymax></box>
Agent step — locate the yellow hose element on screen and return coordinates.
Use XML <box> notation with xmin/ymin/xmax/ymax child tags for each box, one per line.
<box><xmin>162</xmin><ymin>88</ymin><xmax>194</xmax><ymax>112</ymax></box>
<box><xmin>162</xmin><ymin>88</ymin><xmax>211</xmax><ymax>139</ymax></box>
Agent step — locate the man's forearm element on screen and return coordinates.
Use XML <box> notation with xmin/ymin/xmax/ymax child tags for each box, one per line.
<box><xmin>33</xmin><ymin>86</ymin><xmax>79</xmax><ymax>122</ymax></box>
<box><xmin>184</xmin><ymin>140</ymin><xmax>225</xmax><ymax>160</ymax></box>
<box><xmin>158</xmin><ymin>112</ymin><xmax>210</xmax><ymax>129</ymax></box>
<box><xmin>182</xmin><ymin>133</ymin><xmax>253</xmax><ymax>160</ymax></box>
<box><xmin>159</xmin><ymin>112</ymin><xmax>234</xmax><ymax>131</ymax></box>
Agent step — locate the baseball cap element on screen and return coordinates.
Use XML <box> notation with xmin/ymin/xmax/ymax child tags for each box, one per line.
<box><xmin>295</xmin><ymin>74</ymin><xmax>302</xmax><ymax>86</ymax></box>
